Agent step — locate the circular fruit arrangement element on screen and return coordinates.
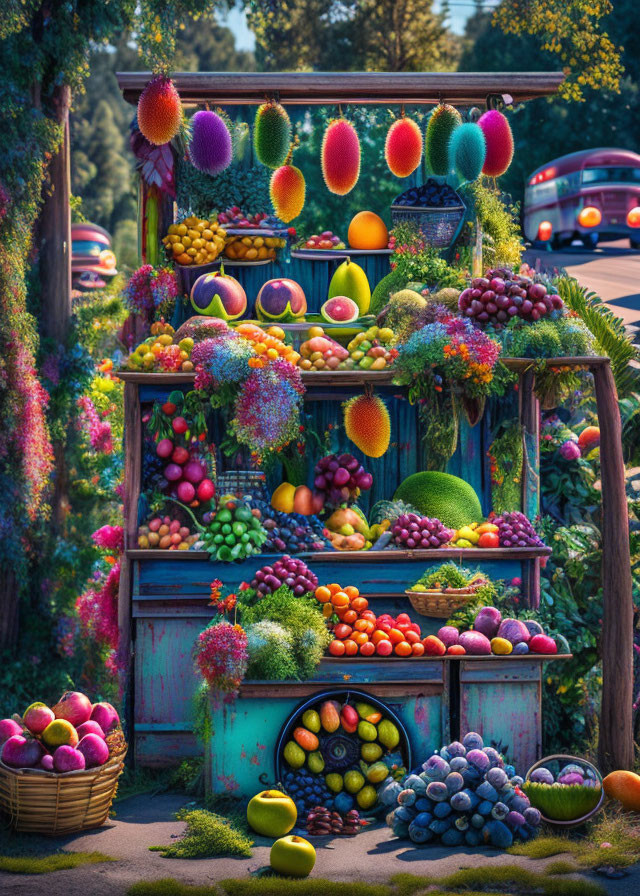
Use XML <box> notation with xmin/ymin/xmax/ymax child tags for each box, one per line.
<box><xmin>163</xmin><ymin>216</ymin><xmax>226</xmax><ymax>266</ymax></box>
<box><xmin>458</xmin><ymin>268</ymin><xmax>564</xmax><ymax>327</ymax></box>
<box><xmin>279</xmin><ymin>694</ymin><xmax>409</xmax><ymax>819</ymax></box>
<box><xmin>524</xmin><ymin>757</ymin><xmax>603</xmax><ymax>823</ymax></box>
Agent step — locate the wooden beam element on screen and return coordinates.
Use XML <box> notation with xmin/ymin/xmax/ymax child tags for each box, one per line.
<box><xmin>593</xmin><ymin>362</ymin><xmax>634</xmax><ymax>773</ymax></box>
<box><xmin>117</xmin><ymin>71</ymin><xmax>565</xmax><ymax>106</ymax></box>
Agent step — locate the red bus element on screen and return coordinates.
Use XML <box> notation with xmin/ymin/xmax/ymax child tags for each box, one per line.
<box><xmin>523</xmin><ymin>147</ymin><xmax>640</xmax><ymax>250</ymax></box>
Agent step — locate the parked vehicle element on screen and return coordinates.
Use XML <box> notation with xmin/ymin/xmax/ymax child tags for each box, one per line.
<box><xmin>523</xmin><ymin>148</ymin><xmax>640</xmax><ymax>250</ymax></box>
<box><xmin>71</xmin><ymin>222</ymin><xmax>117</xmax><ymax>290</ymax></box>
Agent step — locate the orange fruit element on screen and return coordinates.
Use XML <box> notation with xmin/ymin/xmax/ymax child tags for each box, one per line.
<box><xmin>360</xmin><ymin>610</ymin><xmax>376</xmax><ymax>622</ymax></box>
<box><xmin>329</xmin><ymin>639</ymin><xmax>346</xmax><ymax>657</ymax></box>
<box><xmin>334</xmin><ymin>623</ymin><xmax>353</xmax><ymax>640</ymax></box>
<box><xmin>411</xmin><ymin>642</ymin><xmax>425</xmax><ymax>657</ymax></box>
<box><xmin>343</xmin><ymin>639</ymin><xmax>359</xmax><ymax>656</ymax></box>
<box><xmin>354</xmin><ymin>618</ymin><xmax>371</xmax><ymax>633</ymax></box>
<box><xmin>360</xmin><ymin>641</ymin><xmax>375</xmax><ymax>657</ymax></box>
<box><xmin>405</xmin><ymin>630</ymin><xmax>420</xmax><ymax>644</ymax></box>
<box><xmin>344</xmin><ymin>585</ymin><xmax>360</xmax><ymax>600</ymax></box>
<box><xmin>315</xmin><ymin>585</ymin><xmax>332</xmax><ymax>603</ymax></box>
<box><xmin>372</xmin><ymin>630</ymin><xmax>388</xmax><ymax>645</ymax></box>
<box><xmin>394</xmin><ymin>641</ymin><xmax>412</xmax><ymax>657</ymax></box>
<box><xmin>322</xmin><ymin>603</ymin><xmax>334</xmax><ymax>619</ymax></box>
<box><xmin>332</xmin><ymin>591</ymin><xmax>350</xmax><ymax>608</ymax></box>
<box><xmin>343</xmin><ymin>609</ymin><xmax>358</xmax><ymax>625</ymax></box>
<box><xmin>327</xmin><ymin>583</ymin><xmax>343</xmax><ymax>595</ymax></box>
<box><xmin>351</xmin><ymin>597</ymin><xmax>369</xmax><ymax>613</ymax></box>
<box><xmin>352</xmin><ymin>631</ymin><xmax>369</xmax><ymax>646</ymax></box>
<box><xmin>347</xmin><ymin>211</ymin><xmax>389</xmax><ymax>250</ymax></box>
<box><xmin>388</xmin><ymin>628</ymin><xmax>405</xmax><ymax>644</ymax></box>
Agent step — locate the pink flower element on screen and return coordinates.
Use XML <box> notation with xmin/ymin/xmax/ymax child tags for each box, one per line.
<box><xmin>92</xmin><ymin>525</ymin><xmax>124</xmax><ymax>553</ymax></box>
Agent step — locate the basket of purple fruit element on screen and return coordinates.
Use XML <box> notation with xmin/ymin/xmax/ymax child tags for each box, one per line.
<box><xmin>524</xmin><ymin>755</ymin><xmax>604</xmax><ymax>827</ymax></box>
<box><xmin>391</xmin><ymin>179</ymin><xmax>466</xmax><ymax>249</ymax></box>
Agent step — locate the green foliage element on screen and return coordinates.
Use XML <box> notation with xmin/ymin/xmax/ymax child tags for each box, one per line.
<box><xmin>497</xmin><ymin>317</ymin><xmax>595</xmax><ymax>359</ymax></box>
<box><xmin>245</xmin><ymin>620</ymin><xmax>299</xmax><ymax>680</ymax></box>
<box><xmin>151</xmin><ymin>809</ymin><xmax>253</xmax><ymax>859</ymax></box>
<box><xmin>0</xmin><ymin>852</ymin><xmax>115</xmax><ymax>874</ymax></box>
<box><xmin>177</xmin><ymin>154</ymin><xmax>270</xmax><ymax>218</ymax></box>
<box><xmin>488</xmin><ymin>421</ymin><xmax>523</xmax><ymax>513</ymax></box>
<box><xmin>239</xmin><ymin>587</ymin><xmax>331</xmax><ymax>680</ymax></box>
<box><xmin>556</xmin><ymin>277</ymin><xmax>640</xmax><ymax>397</ymax></box>
<box><xmin>389</xmin><ymin>221</ymin><xmax>467</xmax><ymax>290</ymax></box>
<box><xmin>464</xmin><ymin>180</ymin><xmax>523</xmax><ymax>268</ymax></box>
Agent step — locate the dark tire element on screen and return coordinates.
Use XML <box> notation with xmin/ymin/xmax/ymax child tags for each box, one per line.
<box><xmin>582</xmin><ymin>232</ymin><xmax>599</xmax><ymax>249</ymax></box>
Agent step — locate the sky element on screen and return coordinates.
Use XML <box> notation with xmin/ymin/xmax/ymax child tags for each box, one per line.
<box><xmin>218</xmin><ymin>1</ymin><xmax>488</xmax><ymax>51</ymax></box>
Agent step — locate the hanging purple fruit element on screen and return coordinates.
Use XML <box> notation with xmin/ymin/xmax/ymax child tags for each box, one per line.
<box><xmin>188</xmin><ymin>110</ymin><xmax>233</xmax><ymax>176</ymax></box>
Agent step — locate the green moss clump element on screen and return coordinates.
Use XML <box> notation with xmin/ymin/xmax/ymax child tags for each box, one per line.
<box><xmin>254</xmin><ymin>102</ymin><xmax>292</xmax><ymax>169</ymax></box>
<box><xmin>0</xmin><ymin>852</ymin><xmax>114</xmax><ymax>874</ymax></box>
<box><xmin>151</xmin><ymin>809</ymin><xmax>253</xmax><ymax>859</ymax></box>
<box><xmin>245</xmin><ymin>620</ymin><xmax>298</xmax><ymax>680</ymax></box>
<box><xmin>371</xmin><ymin>269</ymin><xmax>406</xmax><ymax>316</ymax></box>
<box><xmin>465</xmin><ymin>180</ymin><xmax>523</xmax><ymax>268</ymax></box>
<box><xmin>425</xmin><ymin>104</ymin><xmax>462</xmax><ymax>176</ymax></box>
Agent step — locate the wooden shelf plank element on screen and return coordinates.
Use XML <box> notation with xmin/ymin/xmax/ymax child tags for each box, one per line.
<box><xmin>116</xmin><ymin>357</ymin><xmax>609</xmax><ymax>388</ymax></box>
<box><xmin>117</xmin><ymin>71</ymin><xmax>565</xmax><ymax>107</ymax></box>
<box><xmin>126</xmin><ymin>546</ymin><xmax>551</xmax><ymax>562</ymax></box>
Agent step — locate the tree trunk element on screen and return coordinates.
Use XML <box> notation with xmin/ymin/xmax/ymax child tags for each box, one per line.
<box><xmin>594</xmin><ymin>363</ymin><xmax>634</xmax><ymax>773</ymax></box>
<box><xmin>38</xmin><ymin>83</ymin><xmax>72</xmax><ymax>528</ymax></box>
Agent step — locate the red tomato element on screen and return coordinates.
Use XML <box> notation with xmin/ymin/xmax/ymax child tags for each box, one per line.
<box><xmin>411</xmin><ymin>642</ymin><xmax>425</xmax><ymax>657</ymax></box>
<box><xmin>405</xmin><ymin>630</ymin><xmax>420</xmax><ymax>644</ymax></box>
<box><xmin>334</xmin><ymin>623</ymin><xmax>353</xmax><ymax>640</ymax></box>
<box><xmin>376</xmin><ymin>621</ymin><xmax>392</xmax><ymax>634</ymax></box>
<box><xmin>329</xmin><ymin>639</ymin><xmax>346</xmax><ymax>657</ymax></box>
<box><xmin>478</xmin><ymin>531</ymin><xmax>500</xmax><ymax>549</ymax></box>
<box><xmin>343</xmin><ymin>639</ymin><xmax>359</xmax><ymax>656</ymax></box>
<box><xmin>359</xmin><ymin>641</ymin><xmax>375</xmax><ymax>657</ymax></box>
<box><xmin>396</xmin><ymin>613</ymin><xmax>411</xmax><ymax>625</ymax></box>
<box><xmin>422</xmin><ymin>635</ymin><xmax>446</xmax><ymax>656</ymax></box>
<box><xmin>376</xmin><ymin>639</ymin><xmax>393</xmax><ymax>656</ymax></box>
<box><xmin>447</xmin><ymin>644</ymin><xmax>466</xmax><ymax>656</ymax></box>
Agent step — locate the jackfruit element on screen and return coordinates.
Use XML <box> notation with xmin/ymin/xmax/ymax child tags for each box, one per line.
<box><xmin>394</xmin><ymin>472</ymin><xmax>482</xmax><ymax>529</ymax></box>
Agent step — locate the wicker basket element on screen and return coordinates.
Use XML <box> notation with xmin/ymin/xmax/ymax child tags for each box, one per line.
<box><xmin>0</xmin><ymin>747</ymin><xmax>126</xmax><ymax>835</ymax></box>
<box><xmin>391</xmin><ymin>193</ymin><xmax>466</xmax><ymax>249</ymax></box>
<box><xmin>406</xmin><ymin>588</ymin><xmax>478</xmax><ymax>618</ymax></box>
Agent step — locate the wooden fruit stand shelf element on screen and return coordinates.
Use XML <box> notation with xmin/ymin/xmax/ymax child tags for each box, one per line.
<box><xmin>117</xmin><ymin>69</ymin><xmax>633</xmax><ymax>784</ymax></box>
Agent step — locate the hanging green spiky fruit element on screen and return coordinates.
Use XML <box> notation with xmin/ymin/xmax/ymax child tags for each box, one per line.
<box><xmin>448</xmin><ymin>123</ymin><xmax>486</xmax><ymax>183</ymax></box>
<box><xmin>254</xmin><ymin>102</ymin><xmax>292</xmax><ymax>169</ymax></box>
<box><xmin>426</xmin><ymin>104</ymin><xmax>462</xmax><ymax>176</ymax></box>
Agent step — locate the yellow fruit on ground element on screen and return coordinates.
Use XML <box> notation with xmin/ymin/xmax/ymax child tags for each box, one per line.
<box><xmin>348</xmin><ymin>211</ymin><xmax>389</xmax><ymax>250</ymax></box>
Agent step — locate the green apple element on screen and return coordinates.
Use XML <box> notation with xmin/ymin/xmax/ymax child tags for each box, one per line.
<box><xmin>246</xmin><ymin>789</ymin><xmax>297</xmax><ymax>838</ymax></box>
<box><xmin>344</xmin><ymin>770</ymin><xmax>365</xmax><ymax>794</ymax></box>
<box><xmin>270</xmin><ymin>834</ymin><xmax>316</xmax><ymax>878</ymax></box>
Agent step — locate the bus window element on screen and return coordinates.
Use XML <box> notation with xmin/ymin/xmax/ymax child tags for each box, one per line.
<box><xmin>582</xmin><ymin>167</ymin><xmax>640</xmax><ymax>185</ymax></box>
<box><xmin>525</xmin><ymin>180</ymin><xmax>558</xmax><ymax>207</ymax></box>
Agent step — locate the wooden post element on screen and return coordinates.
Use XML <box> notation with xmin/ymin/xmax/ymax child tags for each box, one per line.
<box><xmin>119</xmin><ymin>382</ymin><xmax>142</xmax><ymax>738</ymax></box>
<box><xmin>593</xmin><ymin>362</ymin><xmax>634</xmax><ymax>773</ymax></box>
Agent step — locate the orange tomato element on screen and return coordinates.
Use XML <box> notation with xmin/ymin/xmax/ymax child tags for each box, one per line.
<box><xmin>351</xmin><ymin>597</ymin><xmax>369</xmax><ymax>613</ymax></box>
<box><xmin>372</xmin><ymin>630</ymin><xmax>388</xmax><ymax>645</ymax></box>
<box><xmin>331</xmin><ymin>591</ymin><xmax>350</xmax><ymax>608</ymax></box>
<box><xmin>344</xmin><ymin>585</ymin><xmax>360</xmax><ymax>600</ymax></box>
<box><xmin>360</xmin><ymin>641</ymin><xmax>375</xmax><ymax>657</ymax></box>
<box><xmin>394</xmin><ymin>641</ymin><xmax>413</xmax><ymax>657</ymax></box>
<box><xmin>352</xmin><ymin>631</ymin><xmax>369</xmax><ymax>646</ymax></box>
<box><xmin>405</xmin><ymin>630</ymin><xmax>420</xmax><ymax>644</ymax></box>
<box><xmin>343</xmin><ymin>609</ymin><xmax>358</xmax><ymax>625</ymax></box>
<box><xmin>328</xmin><ymin>639</ymin><xmax>345</xmax><ymax>657</ymax></box>
<box><xmin>447</xmin><ymin>644</ymin><xmax>466</xmax><ymax>656</ymax></box>
<box><xmin>354</xmin><ymin>618</ymin><xmax>374</xmax><ymax>634</ymax></box>
<box><xmin>388</xmin><ymin>628</ymin><xmax>405</xmax><ymax>645</ymax></box>
<box><xmin>334</xmin><ymin>623</ymin><xmax>353</xmax><ymax>640</ymax></box>
<box><xmin>360</xmin><ymin>610</ymin><xmax>377</xmax><ymax>622</ymax></box>
<box><xmin>327</xmin><ymin>583</ymin><xmax>343</xmax><ymax>595</ymax></box>
<box><xmin>343</xmin><ymin>639</ymin><xmax>359</xmax><ymax>656</ymax></box>
<box><xmin>411</xmin><ymin>642</ymin><xmax>425</xmax><ymax>657</ymax></box>
<box><xmin>315</xmin><ymin>585</ymin><xmax>332</xmax><ymax>603</ymax></box>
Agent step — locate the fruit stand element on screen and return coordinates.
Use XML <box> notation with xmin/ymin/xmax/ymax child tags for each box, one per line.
<box><xmin>116</xmin><ymin>70</ymin><xmax>633</xmax><ymax>798</ymax></box>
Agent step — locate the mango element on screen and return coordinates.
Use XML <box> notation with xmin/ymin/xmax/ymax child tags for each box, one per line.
<box><xmin>603</xmin><ymin>770</ymin><xmax>640</xmax><ymax>810</ymax></box>
<box><xmin>361</xmin><ymin>742</ymin><xmax>383</xmax><ymax>762</ymax></box>
<box><xmin>356</xmin><ymin>785</ymin><xmax>378</xmax><ymax>809</ymax></box>
<box><xmin>358</xmin><ymin>720</ymin><xmax>378</xmax><ymax>742</ymax></box>
<box><xmin>325</xmin><ymin>773</ymin><xmax>343</xmax><ymax>793</ymax></box>
<box><xmin>271</xmin><ymin>482</ymin><xmax>295</xmax><ymax>513</ymax></box>
<box><xmin>302</xmin><ymin>710</ymin><xmax>321</xmax><ymax>733</ymax></box>
<box><xmin>320</xmin><ymin>700</ymin><xmax>341</xmax><ymax>733</ymax></box>
<box><xmin>377</xmin><ymin>719</ymin><xmax>400</xmax><ymax>750</ymax></box>
<box><xmin>344</xmin><ymin>770</ymin><xmax>366</xmax><ymax>793</ymax></box>
<box><xmin>308</xmin><ymin>751</ymin><xmax>325</xmax><ymax>774</ymax></box>
<box><xmin>366</xmin><ymin>761</ymin><xmax>390</xmax><ymax>784</ymax></box>
<box><xmin>293</xmin><ymin>727</ymin><xmax>319</xmax><ymax>752</ymax></box>
<box><xmin>491</xmin><ymin>637</ymin><xmax>513</xmax><ymax>656</ymax></box>
<box><xmin>355</xmin><ymin>701</ymin><xmax>382</xmax><ymax>724</ymax></box>
<box><xmin>456</xmin><ymin>526</ymin><xmax>480</xmax><ymax>544</ymax></box>
<box><xmin>284</xmin><ymin>741</ymin><xmax>306</xmax><ymax>769</ymax></box>
<box><xmin>340</xmin><ymin>704</ymin><xmax>359</xmax><ymax>733</ymax></box>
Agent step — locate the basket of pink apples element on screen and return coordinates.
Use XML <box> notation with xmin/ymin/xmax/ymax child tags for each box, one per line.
<box><xmin>0</xmin><ymin>691</ymin><xmax>126</xmax><ymax>835</ymax></box>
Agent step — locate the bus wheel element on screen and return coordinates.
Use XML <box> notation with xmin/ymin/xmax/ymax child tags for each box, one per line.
<box><xmin>582</xmin><ymin>232</ymin><xmax>599</xmax><ymax>249</ymax></box>
<box><xmin>630</xmin><ymin>238</ymin><xmax>640</xmax><ymax>250</ymax></box>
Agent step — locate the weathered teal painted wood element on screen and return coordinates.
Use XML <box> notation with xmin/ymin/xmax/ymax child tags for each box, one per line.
<box><xmin>459</xmin><ymin>659</ymin><xmax>541</xmax><ymax>773</ymax></box>
<box><xmin>135</xmin><ymin>731</ymin><xmax>200</xmax><ymax>766</ymax></box>
<box><xmin>134</xmin><ymin>618</ymin><xmax>201</xmax><ymax>727</ymax></box>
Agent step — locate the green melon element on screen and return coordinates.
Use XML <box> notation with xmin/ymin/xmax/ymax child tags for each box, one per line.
<box><xmin>393</xmin><ymin>472</ymin><xmax>482</xmax><ymax>529</ymax></box>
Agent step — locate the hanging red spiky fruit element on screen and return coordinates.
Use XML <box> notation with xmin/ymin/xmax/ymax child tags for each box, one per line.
<box><xmin>270</xmin><ymin>165</ymin><xmax>305</xmax><ymax>223</ymax></box>
<box><xmin>189</xmin><ymin>110</ymin><xmax>232</xmax><ymax>175</ymax></box>
<box><xmin>321</xmin><ymin>119</ymin><xmax>360</xmax><ymax>195</ymax></box>
<box><xmin>385</xmin><ymin>117</ymin><xmax>423</xmax><ymax>178</ymax></box>
<box><xmin>477</xmin><ymin>110</ymin><xmax>514</xmax><ymax>177</ymax></box>
<box><xmin>343</xmin><ymin>393</ymin><xmax>391</xmax><ymax>458</ymax></box>
<box><xmin>137</xmin><ymin>76</ymin><xmax>182</xmax><ymax>146</ymax></box>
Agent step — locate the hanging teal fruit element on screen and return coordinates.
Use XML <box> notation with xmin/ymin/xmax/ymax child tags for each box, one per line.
<box><xmin>254</xmin><ymin>101</ymin><xmax>292</xmax><ymax>169</ymax></box>
<box><xmin>448</xmin><ymin>123</ymin><xmax>486</xmax><ymax>182</ymax></box>
<box><xmin>425</xmin><ymin>104</ymin><xmax>462</xmax><ymax>176</ymax></box>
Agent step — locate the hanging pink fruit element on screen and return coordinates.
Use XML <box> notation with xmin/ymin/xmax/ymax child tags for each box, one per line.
<box><xmin>385</xmin><ymin>117</ymin><xmax>423</xmax><ymax>177</ymax></box>
<box><xmin>477</xmin><ymin>110</ymin><xmax>514</xmax><ymax>177</ymax></box>
<box><xmin>137</xmin><ymin>75</ymin><xmax>182</xmax><ymax>146</ymax></box>
<box><xmin>322</xmin><ymin>119</ymin><xmax>360</xmax><ymax>195</ymax></box>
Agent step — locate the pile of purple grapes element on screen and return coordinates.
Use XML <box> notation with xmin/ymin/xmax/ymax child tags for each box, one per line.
<box><xmin>392</xmin><ymin>513</ymin><xmax>454</xmax><ymax>549</ymax></box>
<box><xmin>314</xmin><ymin>453</ymin><xmax>373</xmax><ymax>507</ymax></box>
<box><xmin>458</xmin><ymin>269</ymin><xmax>564</xmax><ymax>328</ymax></box>
<box><xmin>245</xmin><ymin>498</ymin><xmax>331</xmax><ymax>553</ymax></box>
<box><xmin>250</xmin><ymin>555</ymin><xmax>318</xmax><ymax>597</ymax></box>
<box><xmin>493</xmin><ymin>512</ymin><xmax>545</xmax><ymax>548</ymax></box>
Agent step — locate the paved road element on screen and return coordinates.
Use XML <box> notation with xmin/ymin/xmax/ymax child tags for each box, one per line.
<box><xmin>524</xmin><ymin>239</ymin><xmax>640</xmax><ymax>330</ymax></box>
